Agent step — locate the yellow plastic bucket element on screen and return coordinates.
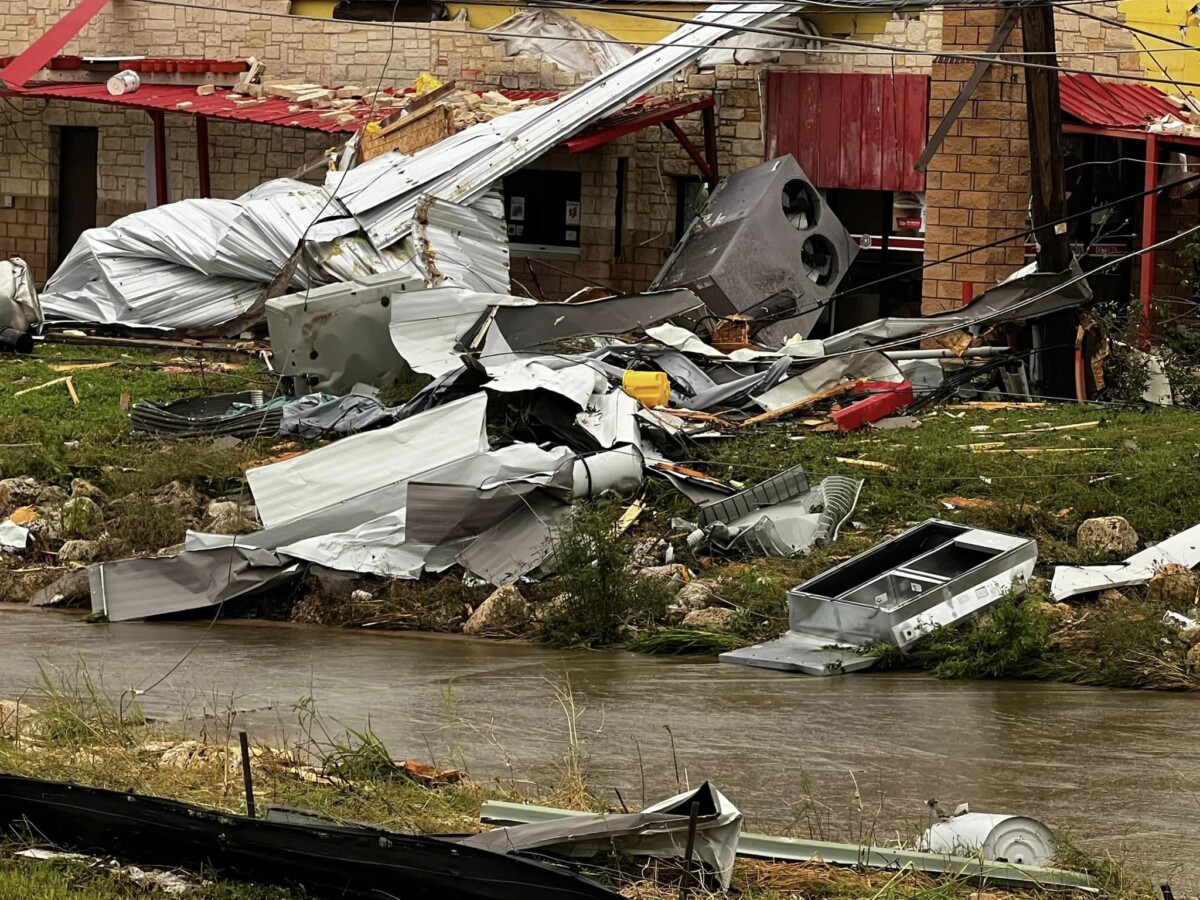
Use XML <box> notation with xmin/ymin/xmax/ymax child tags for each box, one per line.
<box><xmin>621</xmin><ymin>371</ymin><xmax>670</xmax><ymax>407</ymax></box>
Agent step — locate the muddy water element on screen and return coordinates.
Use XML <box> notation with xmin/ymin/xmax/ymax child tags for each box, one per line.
<box><xmin>2</xmin><ymin>607</ymin><xmax>1196</xmax><ymax>886</ymax></box>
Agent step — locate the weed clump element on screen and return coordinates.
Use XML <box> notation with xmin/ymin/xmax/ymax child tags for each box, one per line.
<box><xmin>539</xmin><ymin>501</ymin><xmax>675</xmax><ymax>648</ymax></box>
<box><xmin>914</xmin><ymin>592</ymin><xmax>1055</xmax><ymax>680</ymax></box>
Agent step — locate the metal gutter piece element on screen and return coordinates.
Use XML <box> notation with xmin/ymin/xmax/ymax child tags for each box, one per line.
<box><xmin>1051</xmin><ymin>522</ymin><xmax>1200</xmax><ymax>600</ymax></box>
<box><xmin>477</xmin><ymin>801</ymin><xmax>1097</xmax><ymax>892</ymax></box>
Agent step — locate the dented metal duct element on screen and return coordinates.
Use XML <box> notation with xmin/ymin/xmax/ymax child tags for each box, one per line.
<box><xmin>652</xmin><ymin>155</ymin><xmax>858</xmax><ymax>344</ymax></box>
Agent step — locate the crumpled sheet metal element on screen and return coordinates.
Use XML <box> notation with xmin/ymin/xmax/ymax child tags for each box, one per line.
<box><xmin>41</xmin><ymin>185</ymin><xmax>337</xmax><ymax>330</ymax></box>
<box><xmin>277</xmin><ymin>394</ymin><xmax>399</xmax><ymax>439</ymax></box>
<box><xmin>685</xmin><ymin>475</ymin><xmax>862</xmax><ymax>557</ymax></box>
<box><xmin>89</xmin><ymin>546</ymin><xmax>301</xmax><ymax>622</ymax></box>
<box><xmin>484</xmin><ymin>289</ymin><xmax>705</xmax><ymax>353</ymax></box>
<box><xmin>0</xmin><ymin>257</ymin><xmax>43</xmax><ymax>333</ymax></box>
<box><xmin>131</xmin><ymin>391</ymin><xmax>284</xmax><ymax>441</ymax></box>
<box><xmin>411</xmin><ymin>193</ymin><xmax>510</xmax><ymax>294</ymax></box>
<box><xmin>459</xmin><ymin>782</ymin><xmax>742</xmax><ymax>890</ymax></box>
<box><xmin>44</xmin><ymin>4</ymin><xmax>782</xmax><ymax>330</ymax></box>
<box><xmin>246</xmin><ymin>393</ymin><xmax>490</xmax><ymax>528</ymax></box>
<box><xmin>389</xmin><ymin>288</ymin><xmax>535</xmax><ymax>377</ymax></box>
<box><xmin>1051</xmin><ymin>523</ymin><xmax>1200</xmax><ymax>600</ymax></box>
<box><xmin>486</xmin><ymin>7</ymin><xmax>636</xmax><ymax>79</ymax></box>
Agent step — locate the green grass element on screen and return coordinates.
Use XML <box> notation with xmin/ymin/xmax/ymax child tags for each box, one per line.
<box><xmin>0</xmin><ymin>343</ymin><xmax>276</xmax><ymax>495</ymax></box>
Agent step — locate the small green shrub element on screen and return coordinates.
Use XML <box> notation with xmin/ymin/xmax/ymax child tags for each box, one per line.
<box><xmin>539</xmin><ymin>500</ymin><xmax>674</xmax><ymax>648</ymax></box>
<box><xmin>914</xmin><ymin>592</ymin><xmax>1054</xmax><ymax>681</ymax></box>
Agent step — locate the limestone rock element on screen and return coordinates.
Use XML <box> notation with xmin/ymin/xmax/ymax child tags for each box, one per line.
<box><xmin>35</xmin><ymin>485</ymin><xmax>68</xmax><ymax>506</ymax></box>
<box><xmin>1147</xmin><ymin>567</ymin><xmax>1200</xmax><ymax>607</ymax></box>
<box><xmin>681</xmin><ymin>606</ymin><xmax>737</xmax><ymax>632</ymax></box>
<box><xmin>58</xmin><ymin>539</ymin><xmax>102</xmax><ymax>564</ymax></box>
<box><xmin>1179</xmin><ymin>626</ymin><xmax>1200</xmax><ymax>646</ymax></box>
<box><xmin>69</xmin><ymin>478</ymin><xmax>106</xmax><ymax>502</ymax></box>
<box><xmin>636</xmin><ymin>564</ymin><xmax>690</xmax><ymax>584</ymax></box>
<box><xmin>1076</xmin><ymin>516</ymin><xmax>1138</xmax><ymax>556</ymax></box>
<box><xmin>1097</xmin><ymin>589</ymin><xmax>1125</xmax><ymax>606</ymax></box>
<box><xmin>61</xmin><ymin>496</ymin><xmax>103</xmax><ymax>538</ymax></box>
<box><xmin>666</xmin><ymin>579</ymin><xmax>718</xmax><ymax>625</ymax></box>
<box><xmin>154</xmin><ymin>481</ymin><xmax>208</xmax><ymax>517</ymax></box>
<box><xmin>629</xmin><ymin>537</ymin><xmax>667</xmax><ymax>568</ymax></box>
<box><xmin>0</xmin><ymin>699</ymin><xmax>35</xmax><ymax>740</ymax></box>
<box><xmin>534</xmin><ymin>592</ymin><xmax>572</xmax><ymax>623</ymax></box>
<box><xmin>1036</xmin><ymin>600</ymin><xmax>1073</xmax><ymax>624</ymax></box>
<box><xmin>0</xmin><ymin>477</ymin><xmax>42</xmax><ymax>513</ymax></box>
<box><xmin>208</xmin><ymin>512</ymin><xmax>259</xmax><ymax>536</ymax></box>
<box><xmin>1188</xmin><ymin>643</ymin><xmax>1200</xmax><ymax>672</ymax></box>
<box><xmin>463</xmin><ymin>585</ymin><xmax>530</xmax><ymax>636</ymax></box>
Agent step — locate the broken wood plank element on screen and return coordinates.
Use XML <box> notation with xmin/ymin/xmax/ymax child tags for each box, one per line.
<box><xmin>14</xmin><ymin>377</ymin><xmax>70</xmax><ymax>396</ymax></box>
<box><xmin>48</xmin><ymin>361</ymin><xmax>117</xmax><ymax>373</ymax></box>
<box><xmin>980</xmin><ymin>447</ymin><xmax>1114</xmax><ymax>457</ymax></box>
<box><xmin>835</xmin><ymin>457</ymin><xmax>893</xmax><ymax>471</ymax></box>
<box><xmin>943</xmin><ymin>402</ymin><xmax>1047</xmax><ymax>410</ymax></box>
<box><xmin>740</xmin><ymin>378</ymin><xmax>869</xmax><ymax>428</ymax></box>
<box><xmin>64</xmin><ymin>377</ymin><xmax>79</xmax><ymax>405</ymax></box>
<box><xmin>955</xmin><ymin>441</ymin><xmax>1008</xmax><ymax>451</ymax></box>
<box><xmin>993</xmin><ymin>421</ymin><xmax>1101</xmax><ymax>438</ymax></box>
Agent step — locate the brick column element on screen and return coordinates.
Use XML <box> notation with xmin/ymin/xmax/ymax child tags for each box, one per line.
<box><xmin>922</xmin><ymin>8</ymin><xmax>1030</xmax><ymax>313</ymax></box>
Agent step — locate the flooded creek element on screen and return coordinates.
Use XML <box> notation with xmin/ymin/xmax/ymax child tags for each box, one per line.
<box><xmin>2</xmin><ymin>607</ymin><xmax>1195</xmax><ymax>886</ymax></box>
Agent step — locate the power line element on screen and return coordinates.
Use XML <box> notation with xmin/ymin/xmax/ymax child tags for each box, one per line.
<box><xmin>125</xmin><ymin>0</ymin><xmax>1200</xmax><ymax>86</ymax></box>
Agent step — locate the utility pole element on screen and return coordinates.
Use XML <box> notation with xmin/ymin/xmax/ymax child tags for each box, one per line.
<box><xmin>1020</xmin><ymin>0</ymin><xmax>1076</xmax><ymax>397</ymax></box>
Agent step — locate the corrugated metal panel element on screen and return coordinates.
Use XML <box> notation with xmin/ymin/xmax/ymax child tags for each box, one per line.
<box><xmin>1058</xmin><ymin>72</ymin><xmax>1177</xmax><ymax>128</ymax></box>
<box><xmin>765</xmin><ymin>71</ymin><xmax>929</xmax><ymax>193</ymax></box>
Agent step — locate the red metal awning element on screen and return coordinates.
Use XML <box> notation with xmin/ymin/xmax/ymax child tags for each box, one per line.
<box><xmin>1058</xmin><ymin>72</ymin><xmax>1178</xmax><ymax>128</ymax></box>
<box><xmin>6</xmin><ymin>81</ymin><xmax>388</xmax><ymax>133</ymax></box>
<box><xmin>764</xmin><ymin>71</ymin><xmax>929</xmax><ymax>193</ymax></box>
<box><xmin>563</xmin><ymin>96</ymin><xmax>713</xmax><ymax>153</ymax></box>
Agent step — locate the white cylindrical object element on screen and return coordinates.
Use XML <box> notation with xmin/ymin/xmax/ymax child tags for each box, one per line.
<box><xmin>921</xmin><ymin>813</ymin><xmax>1057</xmax><ymax>867</ymax></box>
<box><xmin>107</xmin><ymin>70</ymin><xmax>141</xmax><ymax>96</ymax></box>
<box><xmin>572</xmin><ymin>447</ymin><xmax>643</xmax><ymax>499</ymax></box>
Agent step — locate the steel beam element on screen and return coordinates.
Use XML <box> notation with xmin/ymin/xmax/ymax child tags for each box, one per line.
<box><xmin>1140</xmin><ymin>133</ymin><xmax>1159</xmax><ymax>348</ymax></box>
<box><xmin>150</xmin><ymin>110</ymin><xmax>169</xmax><ymax>208</ymax></box>
<box><xmin>478</xmin><ymin>801</ymin><xmax>1098</xmax><ymax>892</ymax></box>
<box><xmin>915</xmin><ymin>6</ymin><xmax>1020</xmax><ymax>173</ymax></box>
<box><xmin>196</xmin><ymin>115</ymin><xmax>211</xmax><ymax>199</ymax></box>
<box><xmin>0</xmin><ymin>0</ymin><xmax>112</xmax><ymax>90</ymax></box>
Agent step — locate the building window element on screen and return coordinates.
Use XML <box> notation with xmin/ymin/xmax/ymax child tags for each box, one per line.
<box><xmin>503</xmin><ymin>169</ymin><xmax>582</xmax><ymax>259</ymax></box>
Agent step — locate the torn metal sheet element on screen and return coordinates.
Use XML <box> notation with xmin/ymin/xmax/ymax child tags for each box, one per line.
<box><xmin>1051</xmin><ymin>523</ymin><xmax>1200</xmax><ymax>600</ymax></box>
<box><xmin>487</xmin><ymin>290</ymin><xmax>704</xmax><ymax>353</ymax></box>
<box><xmin>688</xmin><ymin>355</ymin><xmax>792</xmax><ymax>411</ymax></box>
<box><xmin>921</xmin><ymin>813</ymin><xmax>1057</xmax><ymax>867</ymax></box>
<box><xmin>246</xmin><ymin>393</ymin><xmax>489</xmax><ymax>528</ymax></box>
<box><xmin>457</xmin><ymin>492</ymin><xmax>571</xmax><ymax>586</ymax></box>
<box><xmin>0</xmin><ymin>519</ymin><xmax>29</xmax><ymax>550</ymax></box>
<box><xmin>277</xmin><ymin>394</ymin><xmax>398</xmax><ymax>439</ymax></box>
<box><xmin>458</xmin><ymin>782</ymin><xmax>741</xmax><ymax>890</ymax></box>
<box><xmin>697</xmin><ymin>464</ymin><xmax>809</xmax><ymax>527</ymax></box>
<box><xmin>89</xmin><ymin>546</ymin><xmax>301</xmax><ymax>622</ymax></box>
<box><xmin>819</xmin><ymin>261</ymin><xmax>1093</xmax><ymax>356</ymax></box>
<box><xmin>485</xmin><ymin>358</ymin><xmax>605</xmax><ymax>408</ymax></box>
<box><xmin>724</xmin><ymin>520</ymin><xmax>1036</xmax><ymax>674</ymax></box>
<box><xmin>687</xmin><ymin>476</ymin><xmax>862</xmax><ymax>557</ymax></box>
<box><xmin>477</xmin><ymin>801</ymin><xmax>1097</xmax><ymax>892</ymax></box>
<box><xmin>652</xmin><ymin>156</ymin><xmax>858</xmax><ymax>342</ymax></box>
<box><xmin>411</xmin><ymin>193</ymin><xmax>510</xmax><ymax>294</ymax></box>
<box><xmin>0</xmin><ymin>257</ymin><xmax>43</xmax><ymax>333</ymax></box>
<box><xmin>699</xmin><ymin>13</ymin><xmax>819</xmax><ymax>66</ymax></box>
<box><xmin>486</xmin><ymin>8</ymin><xmax>636</xmax><ymax>78</ymax></box>
<box><xmin>131</xmin><ymin>391</ymin><xmax>285</xmax><ymax>441</ymax></box>
<box><xmin>575</xmin><ymin>388</ymin><xmax>640</xmax><ymax>450</ymax></box>
<box><xmin>267</xmin><ymin>271</ymin><xmax>423</xmax><ymax>395</ymax></box>
<box><xmin>389</xmin><ymin>288</ymin><xmax>534</xmax><ymax>377</ymax></box>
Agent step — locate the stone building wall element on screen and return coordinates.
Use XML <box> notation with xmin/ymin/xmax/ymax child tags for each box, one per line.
<box><xmin>921</xmin><ymin>1</ymin><xmax>1146</xmax><ymax>312</ymax></box>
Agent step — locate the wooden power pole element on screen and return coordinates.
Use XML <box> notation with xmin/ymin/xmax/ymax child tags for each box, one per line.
<box><xmin>1020</xmin><ymin>0</ymin><xmax>1076</xmax><ymax>397</ymax></box>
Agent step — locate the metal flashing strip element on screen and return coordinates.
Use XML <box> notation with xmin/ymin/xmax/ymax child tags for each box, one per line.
<box><xmin>477</xmin><ymin>802</ymin><xmax>1097</xmax><ymax>892</ymax></box>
